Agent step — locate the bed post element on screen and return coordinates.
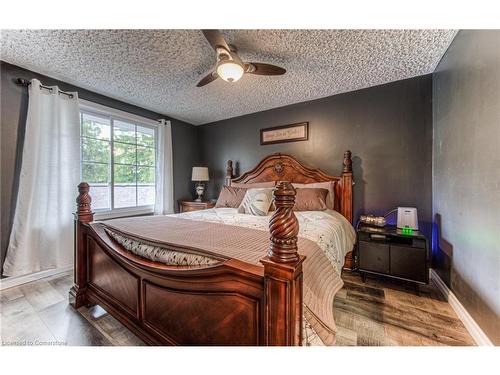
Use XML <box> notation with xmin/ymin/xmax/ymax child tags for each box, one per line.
<box><xmin>69</xmin><ymin>182</ymin><xmax>94</xmax><ymax>309</ymax></box>
<box><xmin>225</xmin><ymin>160</ymin><xmax>233</xmax><ymax>186</ymax></box>
<box><xmin>260</xmin><ymin>181</ymin><xmax>305</xmax><ymax>346</ymax></box>
<box><xmin>341</xmin><ymin>150</ymin><xmax>354</xmax><ymax>269</ymax></box>
<box><xmin>341</xmin><ymin>150</ymin><xmax>353</xmax><ymax>223</ymax></box>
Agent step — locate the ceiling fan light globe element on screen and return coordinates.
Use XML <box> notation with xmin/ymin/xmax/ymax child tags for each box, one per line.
<box><xmin>217</xmin><ymin>61</ymin><xmax>244</xmax><ymax>83</ymax></box>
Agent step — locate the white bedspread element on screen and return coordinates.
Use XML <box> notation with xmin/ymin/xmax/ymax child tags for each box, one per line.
<box><xmin>172</xmin><ymin>208</ymin><xmax>355</xmax><ymax>278</ymax></box>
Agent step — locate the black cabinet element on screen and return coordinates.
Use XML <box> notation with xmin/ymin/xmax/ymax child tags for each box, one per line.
<box><xmin>356</xmin><ymin>225</ymin><xmax>429</xmax><ymax>286</ymax></box>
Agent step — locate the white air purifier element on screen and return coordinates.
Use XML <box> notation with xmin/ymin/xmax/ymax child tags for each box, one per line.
<box><xmin>397</xmin><ymin>207</ymin><xmax>418</xmax><ymax>230</ymax></box>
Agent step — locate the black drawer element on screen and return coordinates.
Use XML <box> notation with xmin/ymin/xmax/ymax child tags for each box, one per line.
<box><xmin>390</xmin><ymin>245</ymin><xmax>427</xmax><ymax>282</ymax></box>
<box><xmin>358</xmin><ymin>241</ymin><xmax>390</xmax><ymax>274</ymax></box>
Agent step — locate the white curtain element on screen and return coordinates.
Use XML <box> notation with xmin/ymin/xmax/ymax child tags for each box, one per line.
<box><xmin>3</xmin><ymin>79</ymin><xmax>80</xmax><ymax>277</ymax></box>
<box><xmin>154</xmin><ymin>119</ymin><xmax>174</xmax><ymax>215</ymax></box>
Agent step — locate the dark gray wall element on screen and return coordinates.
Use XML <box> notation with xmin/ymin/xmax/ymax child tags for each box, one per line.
<box><xmin>0</xmin><ymin>61</ymin><xmax>198</xmax><ymax>270</ymax></box>
<box><xmin>198</xmin><ymin>75</ymin><xmax>433</xmax><ymax>236</ymax></box>
<box><xmin>433</xmin><ymin>30</ymin><xmax>500</xmax><ymax>344</ymax></box>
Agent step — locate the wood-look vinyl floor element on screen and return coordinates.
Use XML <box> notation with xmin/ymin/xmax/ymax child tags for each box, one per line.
<box><xmin>0</xmin><ymin>271</ymin><xmax>143</xmax><ymax>346</ymax></box>
<box><xmin>0</xmin><ymin>270</ymin><xmax>475</xmax><ymax>346</ymax></box>
<box><xmin>335</xmin><ymin>272</ymin><xmax>475</xmax><ymax>346</ymax></box>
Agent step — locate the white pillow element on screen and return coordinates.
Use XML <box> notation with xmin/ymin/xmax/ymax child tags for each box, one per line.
<box><xmin>237</xmin><ymin>188</ymin><xmax>274</xmax><ymax>216</ymax></box>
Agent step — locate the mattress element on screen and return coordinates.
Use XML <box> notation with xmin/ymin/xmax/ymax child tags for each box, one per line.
<box><xmin>173</xmin><ymin>208</ymin><xmax>355</xmax><ymax>276</ymax></box>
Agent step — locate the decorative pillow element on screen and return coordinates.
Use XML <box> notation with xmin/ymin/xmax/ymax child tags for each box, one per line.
<box><xmin>231</xmin><ymin>181</ymin><xmax>275</xmax><ymax>189</ymax></box>
<box><xmin>294</xmin><ymin>188</ymin><xmax>328</xmax><ymax>211</ymax></box>
<box><xmin>214</xmin><ymin>186</ymin><xmax>247</xmax><ymax>208</ymax></box>
<box><xmin>237</xmin><ymin>188</ymin><xmax>274</xmax><ymax>216</ymax></box>
<box><xmin>292</xmin><ymin>181</ymin><xmax>335</xmax><ymax>210</ymax></box>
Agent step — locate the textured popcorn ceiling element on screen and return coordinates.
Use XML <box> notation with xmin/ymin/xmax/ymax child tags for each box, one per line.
<box><xmin>1</xmin><ymin>29</ymin><xmax>456</xmax><ymax>125</ymax></box>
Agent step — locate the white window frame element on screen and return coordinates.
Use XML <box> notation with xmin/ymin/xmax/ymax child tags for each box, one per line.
<box><xmin>79</xmin><ymin>99</ymin><xmax>160</xmax><ymax>220</ymax></box>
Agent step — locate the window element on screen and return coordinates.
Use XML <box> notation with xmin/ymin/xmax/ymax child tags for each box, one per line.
<box><xmin>79</xmin><ymin>103</ymin><xmax>158</xmax><ymax>215</ymax></box>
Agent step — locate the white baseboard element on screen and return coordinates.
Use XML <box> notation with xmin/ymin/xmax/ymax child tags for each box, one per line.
<box><xmin>0</xmin><ymin>265</ymin><xmax>73</xmax><ymax>291</ymax></box>
<box><xmin>429</xmin><ymin>269</ymin><xmax>493</xmax><ymax>346</ymax></box>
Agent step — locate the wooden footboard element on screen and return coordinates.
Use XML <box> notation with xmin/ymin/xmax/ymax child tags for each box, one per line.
<box><xmin>70</xmin><ymin>181</ymin><xmax>305</xmax><ymax>346</ymax></box>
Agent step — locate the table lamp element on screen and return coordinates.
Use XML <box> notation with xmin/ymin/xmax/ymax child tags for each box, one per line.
<box><xmin>191</xmin><ymin>167</ymin><xmax>209</xmax><ymax>202</ymax></box>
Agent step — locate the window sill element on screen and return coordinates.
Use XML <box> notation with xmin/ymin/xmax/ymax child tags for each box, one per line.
<box><xmin>93</xmin><ymin>206</ymin><xmax>154</xmax><ymax>221</ymax></box>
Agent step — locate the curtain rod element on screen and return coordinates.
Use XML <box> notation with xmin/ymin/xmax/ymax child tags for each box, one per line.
<box><xmin>16</xmin><ymin>78</ymin><xmax>75</xmax><ymax>99</ymax></box>
<box><xmin>17</xmin><ymin>78</ymin><xmax>168</xmax><ymax>123</ymax></box>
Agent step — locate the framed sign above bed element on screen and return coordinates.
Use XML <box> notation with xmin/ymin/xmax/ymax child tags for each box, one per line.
<box><xmin>260</xmin><ymin>122</ymin><xmax>309</xmax><ymax>145</ymax></box>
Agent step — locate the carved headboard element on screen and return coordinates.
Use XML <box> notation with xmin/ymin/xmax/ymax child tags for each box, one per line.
<box><xmin>225</xmin><ymin>151</ymin><xmax>353</xmax><ymax>223</ymax></box>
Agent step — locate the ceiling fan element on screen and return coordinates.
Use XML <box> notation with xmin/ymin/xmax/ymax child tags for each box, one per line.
<box><xmin>197</xmin><ymin>30</ymin><xmax>286</xmax><ymax>87</ymax></box>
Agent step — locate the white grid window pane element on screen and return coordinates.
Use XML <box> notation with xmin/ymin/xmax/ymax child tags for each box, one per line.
<box><xmin>89</xmin><ymin>183</ymin><xmax>110</xmax><ymax>210</ymax></box>
<box><xmin>80</xmin><ymin>109</ymin><xmax>156</xmax><ymax>212</ymax></box>
<box><xmin>113</xmin><ymin>164</ymin><xmax>137</xmax><ymax>208</ymax></box>
<box><xmin>138</xmin><ymin>185</ymin><xmax>155</xmax><ymax>206</ymax></box>
<box><xmin>137</xmin><ymin>125</ymin><xmax>155</xmax><ymax>147</ymax></box>
<box><xmin>114</xmin><ymin>120</ymin><xmax>136</xmax><ymax>143</ymax></box>
<box><xmin>81</xmin><ymin>113</ymin><xmax>110</xmax><ymax>140</ymax></box>
<box><xmin>114</xmin><ymin>184</ymin><xmax>137</xmax><ymax>208</ymax></box>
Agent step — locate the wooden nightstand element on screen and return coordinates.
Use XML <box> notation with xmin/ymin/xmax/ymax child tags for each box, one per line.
<box><xmin>178</xmin><ymin>200</ymin><xmax>215</xmax><ymax>213</ymax></box>
<box><xmin>356</xmin><ymin>224</ymin><xmax>429</xmax><ymax>292</ymax></box>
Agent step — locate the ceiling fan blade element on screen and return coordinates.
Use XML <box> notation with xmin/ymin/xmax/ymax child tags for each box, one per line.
<box><xmin>202</xmin><ymin>30</ymin><xmax>230</xmax><ymax>52</ymax></box>
<box><xmin>245</xmin><ymin>63</ymin><xmax>286</xmax><ymax>76</ymax></box>
<box><xmin>196</xmin><ymin>71</ymin><xmax>219</xmax><ymax>87</ymax></box>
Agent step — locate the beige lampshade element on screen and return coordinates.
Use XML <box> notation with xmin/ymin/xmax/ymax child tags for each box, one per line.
<box><xmin>191</xmin><ymin>167</ymin><xmax>209</xmax><ymax>182</ymax></box>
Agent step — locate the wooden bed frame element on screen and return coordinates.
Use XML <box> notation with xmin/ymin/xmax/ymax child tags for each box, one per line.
<box><xmin>69</xmin><ymin>151</ymin><xmax>353</xmax><ymax>345</ymax></box>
